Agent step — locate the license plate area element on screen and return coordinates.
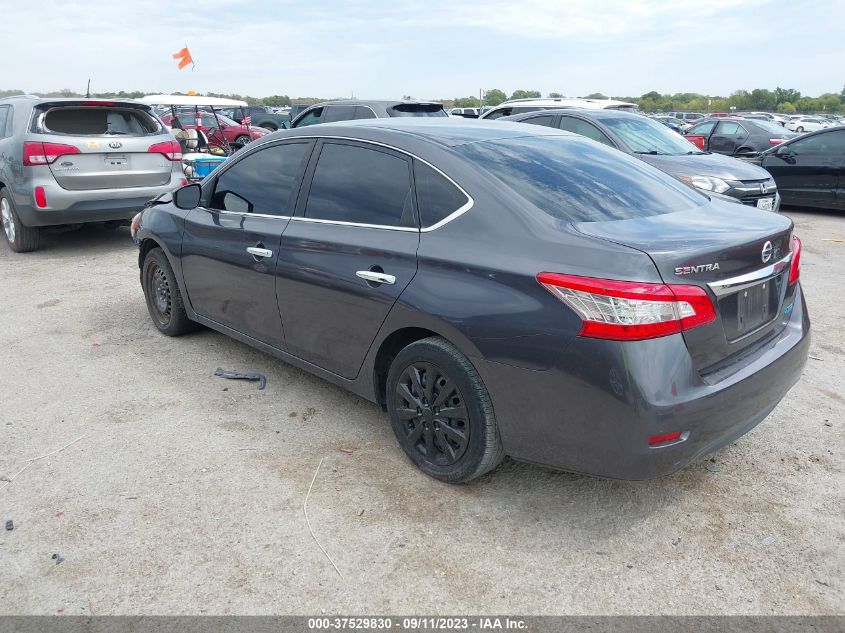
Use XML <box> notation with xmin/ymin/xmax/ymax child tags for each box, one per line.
<box><xmin>103</xmin><ymin>154</ymin><xmax>128</xmax><ymax>168</ymax></box>
<box><xmin>718</xmin><ymin>276</ymin><xmax>782</xmax><ymax>340</ymax></box>
<box><xmin>756</xmin><ymin>197</ymin><xmax>775</xmax><ymax>211</ymax></box>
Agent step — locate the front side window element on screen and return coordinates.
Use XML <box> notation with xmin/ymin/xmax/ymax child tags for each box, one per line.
<box><xmin>787</xmin><ymin>131</ymin><xmax>845</xmax><ymax>156</ymax></box>
<box><xmin>484</xmin><ymin>107</ymin><xmax>512</xmax><ymax>120</ymax></box>
<box><xmin>0</xmin><ymin>105</ymin><xmax>9</xmax><ymax>137</ymax></box>
<box><xmin>322</xmin><ymin>105</ymin><xmax>358</xmax><ymax>123</ymax></box>
<box><xmin>210</xmin><ymin>142</ymin><xmax>311</xmax><ymax>215</ymax></box>
<box><xmin>294</xmin><ymin>108</ymin><xmax>323</xmax><ymax>127</ymax></box>
<box><xmin>688</xmin><ymin>120</ymin><xmax>716</xmax><ymax>136</ymax></box>
<box><xmin>414</xmin><ymin>161</ymin><xmax>469</xmax><ymax>228</ymax></box>
<box><xmin>557</xmin><ymin>117</ymin><xmax>614</xmax><ymax>147</ymax></box>
<box><xmin>457</xmin><ymin>136</ymin><xmax>706</xmax><ymax>223</ymax></box>
<box><xmin>304</xmin><ymin>142</ymin><xmax>414</xmax><ymax>227</ymax></box>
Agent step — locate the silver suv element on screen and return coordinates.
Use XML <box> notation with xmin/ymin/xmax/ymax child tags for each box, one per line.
<box><xmin>0</xmin><ymin>96</ymin><xmax>185</xmax><ymax>252</ymax></box>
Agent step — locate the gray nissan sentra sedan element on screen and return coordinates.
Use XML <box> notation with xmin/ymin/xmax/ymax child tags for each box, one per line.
<box><xmin>132</xmin><ymin>119</ymin><xmax>810</xmax><ymax>483</ymax></box>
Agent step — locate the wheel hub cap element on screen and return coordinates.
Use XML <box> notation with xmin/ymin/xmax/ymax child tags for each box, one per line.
<box><xmin>0</xmin><ymin>199</ymin><xmax>15</xmax><ymax>242</ymax></box>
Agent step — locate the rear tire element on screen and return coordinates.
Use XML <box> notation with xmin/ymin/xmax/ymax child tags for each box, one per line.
<box><xmin>1</xmin><ymin>189</ymin><xmax>41</xmax><ymax>253</ymax></box>
<box><xmin>386</xmin><ymin>336</ymin><xmax>504</xmax><ymax>483</ymax></box>
<box><xmin>235</xmin><ymin>135</ymin><xmax>251</xmax><ymax>145</ymax></box>
<box><xmin>141</xmin><ymin>247</ymin><xmax>197</xmax><ymax>336</ymax></box>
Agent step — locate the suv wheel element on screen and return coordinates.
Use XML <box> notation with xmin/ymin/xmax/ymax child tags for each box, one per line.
<box><xmin>0</xmin><ymin>189</ymin><xmax>41</xmax><ymax>253</ymax></box>
<box><xmin>386</xmin><ymin>337</ymin><xmax>504</xmax><ymax>483</ymax></box>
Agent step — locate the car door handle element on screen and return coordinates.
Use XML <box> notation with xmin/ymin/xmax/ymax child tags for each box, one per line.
<box><xmin>246</xmin><ymin>246</ymin><xmax>273</xmax><ymax>258</ymax></box>
<box><xmin>356</xmin><ymin>270</ymin><xmax>396</xmax><ymax>285</ymax></box>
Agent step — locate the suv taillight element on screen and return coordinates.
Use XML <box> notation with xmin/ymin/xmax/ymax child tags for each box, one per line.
<box><xmin>537</xmin><ymin>273</ymin><xmax>716</xmax><ymax>341</ymax></box>
<box><xmin>789</xmin><ymin>235</ymin><xmax>802</xmax><ymax>285</ymax></box>
<box><xmin>23</xmin><ymin>142</ymin><xmax>80</xmax><ymax>166</ymax></box>
<box><xmin>148</xmin><ymin>140</ymin><xmax>182</xmax><ymax>161</ymax></box>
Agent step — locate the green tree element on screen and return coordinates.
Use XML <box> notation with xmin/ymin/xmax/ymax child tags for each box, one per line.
<box><xmin>262</xmin><ymin>94</ymin><xmax>291</xmax><ymax>107</ymax></box>
<box><xmin>510</xmin><ymin>89</ymin><xmax>541</xmax><ymax>100</ymax></box>
<box><xmin>453</xmin><ymin>96</ymin><xmax>481</xmax><ymax>108</ymax></box>
<box><xmin>749</xmin><ymin>88</ymin><xmax>776</xmax><ymax>111</ymax></box>
<box><xmin>776</xmin><ymin>102</ymin><xmax>796</xmax><ymax>114</ymax></box>
<box><xmin>640</xmin><ymin>91</ymin><xmax>661</xmax><ymax>101</ymax></box>
<box><xmin>584</xmin><ymin>92</ymin><xmax>608</xmax><ymax>99</ymax></box>
<box><xmin>483</xmin><ymin>89</ymin><xmax>507</xmax><ymax>106</ymax></box>
<box><xmin>548</xmin><ymin>92</ymin><xmax>564</xmax><ymax>98</ymax></box>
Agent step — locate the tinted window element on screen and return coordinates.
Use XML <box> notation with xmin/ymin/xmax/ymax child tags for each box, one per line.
<box><xmin>557</xmin><ymin>117</ymin><xmax>614</xmax><ymax>146</ymax></box>
<box><xmin>715</xmin><ymin>121</ymin><xmax>745</xmax><ymax>136</ymax></box>
<box><xmin>305</xmin><ymin>143</ymin><xmax>414</xmax><ymax>227</ymax></box>
<box><xmin>688</xmin><ymin>120</ymin><xmax>716</xmax><ymax>135</ymax></box>
<box><xmin>354</xmin><ymin>106</ymin><xmax>377</xmax><ymax>120</ymax></box>
<box><xmin>294</xmin><ymin>108</ymin><xmax>323</xmax><ymax>127</ymax></box>
<box><xmin>389</xmin><ymin>104</ymin><xmax>447</xmax><ymax>117</ymax></box>
<box><xmin>600</xmin><ymin>115</ymin><xmax>702</xmax><ymax>155</ymax></box>
<box><xmin>0</xmin><ymin>105</ymin><xmax>9</xmax><ymax>137</ymax></box>
<box><xmin>523</xmin><ymin>115</ymin><xmax>554</xmax><ymax>127</ymax></box>
<box><xmin>210</xmin><ymin>142</ymin><xmax>310</xmax><ymax>215</ymax></box>
<box><xmin>323</xmin><ymin>105</ymin><xmax>357</xmax><ymax>123</ymax></box>
<box><xmin>414</xmin><ymin>161</ymin><xmax>469</xmax><ymax>228</ymax></box>
<box><xmin>484</xmin><ymin>107</ymin><xmax>512</xmax><ymax>120</ymax></box>
<box><xmin>456</xmin><ymin>136</ymin><xmax>706</xmax><ymax>223</ymax></box>
<box><xmin>788</xmin><ymin>131</ymin><xmax>845</xmax><ymax>155</ymax></box>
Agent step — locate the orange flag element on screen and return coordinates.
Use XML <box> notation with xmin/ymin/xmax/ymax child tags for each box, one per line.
<box><xmin>172</xmin><ymin>47</ymin><xmax>193</xmax><ymax>70</ymax></box>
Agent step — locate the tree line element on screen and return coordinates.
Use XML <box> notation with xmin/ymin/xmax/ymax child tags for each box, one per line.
<box><xmin>450</xmin><ymin>86</ymin><xmax>845</xmax><ymax>114</ymax></box>
<box><xmin>4</xmin><ymin>86</ymin><xmax>845</xmax><ymax>114</ymax></box>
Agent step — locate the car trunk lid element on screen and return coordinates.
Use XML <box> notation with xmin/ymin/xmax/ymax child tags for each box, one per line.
<box><xmin>573</xmin><ymin>201</ymin><xmax>795</xmax><ymax>371</ymax></box>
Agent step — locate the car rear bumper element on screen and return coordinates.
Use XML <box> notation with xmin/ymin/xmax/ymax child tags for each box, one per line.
<box><xmin>12</xmin><ymin>176</ymin><xmax>183</xmax><ymax>227</ymax></box>
<box><xmin>476</xmin><ymin>285</ymin><xmax>810</xmax><ymax>479</ymax></box>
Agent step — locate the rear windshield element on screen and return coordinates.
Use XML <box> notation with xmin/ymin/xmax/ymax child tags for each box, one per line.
<box><xmin>41</xmin><ymin>106</ymin><xmax>160</xmax><ymax>136</ymax></box>
<box><xmin>755</xmin><ymin>120</ymin><xmax>791</xmax><ymax>135</ymax></box>
<box><xmin>457</xmin><ymin>136</ymin><xmax>706</xmax><ymax>223</ymax></box>
<box><xmin>388</xmin><ymin>104</ymin><xmax>447</xmax><ymax>117</ymax></box>
<box><xmin>600</xmin><ymin>115</ymin><xmax>702</xmax><ymax>155</ymax></box>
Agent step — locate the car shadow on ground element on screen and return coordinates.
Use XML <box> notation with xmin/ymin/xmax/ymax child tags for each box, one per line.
<box><xmin>0</xmin><ymin>223</ymin><xmax>134</xmax><ymax>259</ymax></box>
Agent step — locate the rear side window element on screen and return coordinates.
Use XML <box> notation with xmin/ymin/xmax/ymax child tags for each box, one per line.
<box><xmin>388</xmin><ymin>104</ymin><xmax>447</xmax><ymax>117</ymax></box>
<box><xmin>41</xmin><ymin>107</ymin><xmax>159</xmax><ymax>135</ymax></box>
<box><xmin>557</xmin><ymin>117</ymin><xmax>614</xmax><ymax>146</ymax></box>
<box><xmin>484</xmin><ymin>107</ymin><xmax>512</xmax><ymax>120</ymax></box>
<box><xmin>354</xmin><ymin>106</ymin><xmax>377</xmax><ymax>120</ymax></box>
<box><xmin>523</xmin><ymin>115</ymin><xmax>554</xmax><ymax>127</ymax></box>
<box><xmin>323</xmin><ymin>105</ymin><xmax>357</xmax><ymax>123</ymax></box>
<box><xmin>305</xmin><ymin>143</ymin><xmax>414</xmax><ymax>227</ymax></box>
<box><xmin>715</xmin><ymin>121</ymin><xmax>745</xmax><ymax>136</ymax></box>
<box><xmin>0</xmin><ymin>105</ymin><xmax>9</xmax><ymax>137</ymax></box>
<box><xmin>210</xmin><ymin>142</ymin><xmax>310</xmax><ymax>215</ymax></box>
<box><xmin>457</xmin><ymin>136</ymin><xmax>706</xmax><ymax>223</ymax></box>
<box><xmin>414</xmin><ymin>161</ymin><xmax>469</xmax><ymax>228</ymax></box>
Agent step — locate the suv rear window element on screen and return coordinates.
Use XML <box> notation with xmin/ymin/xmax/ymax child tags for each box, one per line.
<box><xmin>41</xmin><ymin>106</ymin><xmax>160</xmax><ymax>135</ymax></box>
<box><xmin>388</xmin><ymin>104</ymin><xmax>447</xmax><ymax>117</ymax></box>
<box><xmin>457</xmin><ymin>136</ymin><xmax>705</xmax><ymax>222</ymax></box>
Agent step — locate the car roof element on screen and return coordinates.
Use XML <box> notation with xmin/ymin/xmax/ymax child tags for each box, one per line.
<box><xmin>271</xmin><ymin>117</ymin><xmax>575</xmax><ymax>148</ymax></box>
<box><xmin>503</xmin><ymin>108</ymin><xmax>643</xmax><ymax>123</ymax></box>
<box><xmin>0</xmin><ymin>96</ymin><xmax>149</xmax><ymax>107</ymax></box>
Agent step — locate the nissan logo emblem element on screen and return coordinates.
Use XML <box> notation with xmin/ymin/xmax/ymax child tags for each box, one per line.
<box><xmin>761</xmin><ymin>240</ymin><xmax>773</xmax><ymax>263</ymax></box>
<box><xmin>108</xmin><ymin>141</ymin><xmax>122</xmax><ymax>149</ymax></box>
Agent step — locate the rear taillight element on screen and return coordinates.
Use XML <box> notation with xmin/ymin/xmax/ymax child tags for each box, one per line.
<box><xmin>537</xmin><ymin>273</ymin><xmax>717</xmax><ymax>341</ymax></box>
<box><xmin>23</xmin><ymin>142</ymin><xmax>80</xmax><ymax>166</ymax></box>
<box><xmin>148</xmin><ymin>140</ymin><xmax>182</xmax><ymax>161</ymax></box>
<box><xmin>789</xmin><ymin>235</ymin><xmax>801</xmax><ymax>285</ymax></box>
<box><xmin>769</xmin><ymin>138</ymin><xmax>785</xmax><ymax>145</ymax></box>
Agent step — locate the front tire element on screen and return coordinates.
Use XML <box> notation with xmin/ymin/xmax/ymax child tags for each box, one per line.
<box><xmin>387</xmin><ymin>337</ymin><xmax>504</xmax><ymax>483</ymax></box>
<box><xmin>796</xmin><ymin>126</ymin><xmax>804</xmax><ymax>133</ymax></box>
<box><xmin>141</xmin><ymin>247</ymin><xmax>196</xmax><ymax>336</ymax></box>
<box><xmin>235</xmin><ymin>135</ymin><xmax>251</xmax><ymax>145</ymax></box>
<box><xmin>1</xmin><ymin>189</ymin><xmax>41</xmax><ymax>253</ymax></box>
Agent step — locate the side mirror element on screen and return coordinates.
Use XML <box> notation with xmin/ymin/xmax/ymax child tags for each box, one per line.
<box><xmin>173</xmin><ymin>183</ymin><xmax>201</xmax><ymax>210</ymax></box>
<box><xmin>775</xmin><ymin>143</ymin><xmax>793</xmax><ymax>157</ymax></box>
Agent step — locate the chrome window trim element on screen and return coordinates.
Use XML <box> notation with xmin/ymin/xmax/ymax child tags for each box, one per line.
<box><xmin>203</xmin><ymin>135</ymin><xmax>474</xmax><ymax>232</ymax></box>
<box><xmin>707</xmin><ymin>252</ymin><xmax>792</xmax><ymax>297</ymax></box>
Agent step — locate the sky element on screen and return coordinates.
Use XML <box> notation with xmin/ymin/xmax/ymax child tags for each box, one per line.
<box><xmin>0</xmin><ymin>0</ymin><xmax>842</xmax><ymax>100</ymax></box>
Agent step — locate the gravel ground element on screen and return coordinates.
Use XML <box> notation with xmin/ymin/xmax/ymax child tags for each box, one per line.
<box><xmin>0</xmin><ymin>208</ymin><xmax>842</xmax><ymax>616</ymax></box>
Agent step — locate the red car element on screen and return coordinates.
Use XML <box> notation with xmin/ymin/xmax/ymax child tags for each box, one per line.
<box><xmin>161</xmin><ymin>111</ymin><xmax>269</xmax><ymax>148</ymax></box>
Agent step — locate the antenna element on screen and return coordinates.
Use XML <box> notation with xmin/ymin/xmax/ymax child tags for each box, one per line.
<box><xmin>86</xmin><ymin>79</ymin><xmax>91</xmax><ymax>98</ymax></box>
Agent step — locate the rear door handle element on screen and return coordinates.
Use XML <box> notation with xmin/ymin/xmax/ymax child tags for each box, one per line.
<box><xmin>247</xmin><ymin>246</ymin><xmax>273</xmax><ymax>258</ymax></box>
<box><xmin>356</xmin><ymin>270</ymin><xmax>396</xmax><ymax>285</ymax></box>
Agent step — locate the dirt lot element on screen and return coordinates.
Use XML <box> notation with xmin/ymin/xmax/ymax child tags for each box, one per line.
<box><xmin>0</xmin><ymin>208</ymin><xmax>842</xmax><ymax>616</ymax></box>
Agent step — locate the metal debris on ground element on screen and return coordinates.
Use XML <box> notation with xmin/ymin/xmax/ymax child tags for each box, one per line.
<box><xmin>4</xmin><ymin>520</ymin><xmax>12</xmax><ymax>531</ymax></box>
<box><xmin>761</xmin><ymin>536</ymin><xmax>776</xmax><ymax>546</ymax></box>
<box><xmin>52</xmin><ymin>553</ymin><xmax>65</xmax><ymax>565</ymax></box>
<box><xmin>214</xmin><ymin>367</ymin><xmax>267</xmax><ymax>390</ymax></box>
<box><xmin>808</xmin><ymin>355</ymin><xmax>823</xmax><ymax>361</ymax></box>
<box><xmin>303</xmin><ymin>457</ymin><xmax>344</xmax><ymax>579</ymax></box>
<box><xmin>706</xmin><ymin>464</ymin><xmax>722</xmax><ymax>473</ymax></box>
<box><xmin>0</xmin><ymin>434</ymin><xmax>87</xmax><ymax>493</ymax></box>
